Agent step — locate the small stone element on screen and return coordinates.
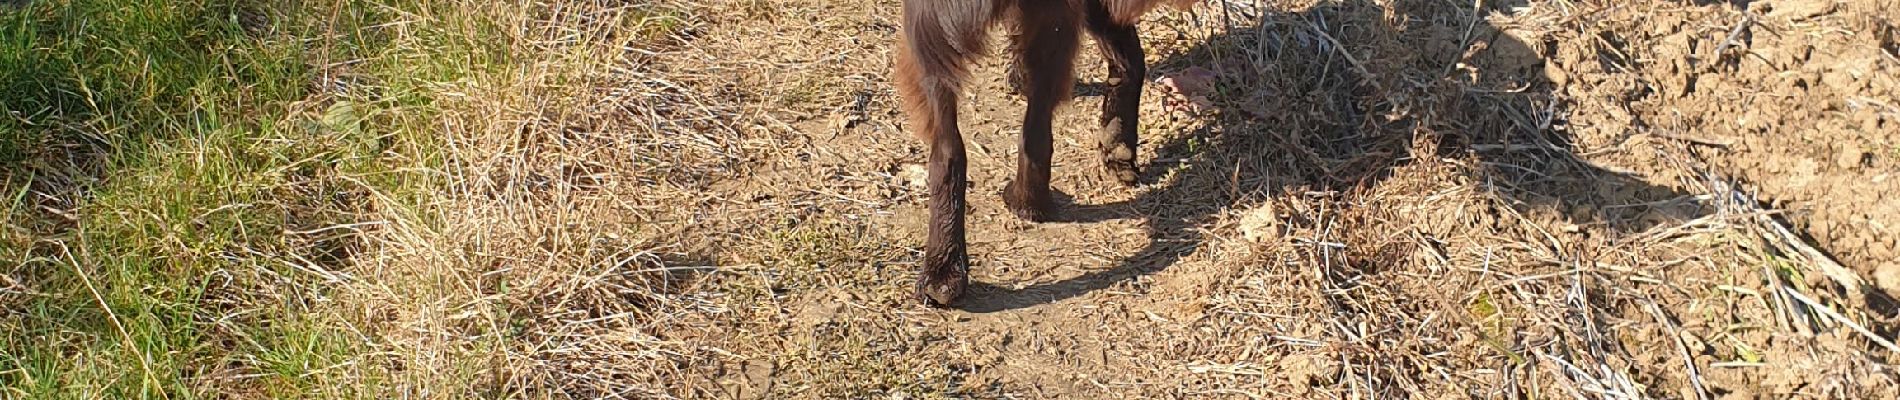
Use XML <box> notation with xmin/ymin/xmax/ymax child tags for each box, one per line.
<box><xmin>1873</xmin><ymin>261</ymin><xmax>1900</xmax><ymax>299</ymax></box>
<box><xmin>1545</xmin><ymin>63</ymin><xmax>1570</xmax><ymax>87</ymax></box>
<box><xmin>1837</xmin><ymin>145</ymin><xmax>1865</xmax><ymax>169</ymax></box>
<box><xmin>898</xmin><ymin>163</ymin><xmax>928</xmax><ymax>188</ymax></box>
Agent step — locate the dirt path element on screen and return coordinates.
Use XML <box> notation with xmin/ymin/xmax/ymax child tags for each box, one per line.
<box><xmin>561</xmin><ymin>0</ymin><xmax>1900</xmax><ymax>398</ymax></box>
<box><xmin>757</xmin><ymin>39</ymin><xmax>1206</xmax><ymax>395</ymax></box>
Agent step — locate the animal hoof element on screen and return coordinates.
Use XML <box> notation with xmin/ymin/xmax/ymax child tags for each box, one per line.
<box><xmin>1003</xmin><ymin>180</ymin><xmax>1054</xmax><ymax>222</ymax></box>
<box><xmin>1101</xmin><ymin>144</ymin><xmax>1140</xmax><ymax>186</ymax></box>
<box><xmin>916</xmin><ymin>252</ymin><xmax>969</xmax><ymax>307</ymax></box>
<box><xmin>1098</xmin><ymin>119</ymin><xmax>1140</xmax><ymax>187</ymax></box>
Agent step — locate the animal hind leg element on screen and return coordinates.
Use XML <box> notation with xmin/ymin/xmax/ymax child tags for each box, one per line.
<box><xmin>896</xmin><ymin>0</ymin><xmax>992</xmax><ymax>306</ymax></box>
<box><xmin>1002</xmin><ymin>0</ymin><xmax>1081</xmax><ymax>222</ymax></box>
<box><xmin>1083</xmin><ymin>0</ymin><xmax>1146</xmax><ymax>186</ymax></box>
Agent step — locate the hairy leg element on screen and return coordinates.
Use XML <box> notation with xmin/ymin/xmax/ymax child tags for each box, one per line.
<box><xmin>1084</xmin><ymin>0</ymin><xmax>1146</xmax><ymax>186</ymax></box>
<box><xmin>897</xmin><ymin>0</ymin><xmax>996</xmax><ymax>306</ymax></box>
<box><xmin>1002</xmin><ymin>0</ymin><xmax>1081</xmax><ymax>222</ymax></box>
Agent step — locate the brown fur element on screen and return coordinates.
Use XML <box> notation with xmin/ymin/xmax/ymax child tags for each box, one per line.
<box><xmin>896</xmin><ymin>0</ymin><xmax>1197</xmax><ymax>306</ymax></box>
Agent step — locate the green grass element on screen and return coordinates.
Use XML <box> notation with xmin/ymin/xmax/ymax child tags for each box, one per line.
<box><xmin>0</xmin><ymin>0</ymin><xmax>510</xmax><ymax>397</ymax></box>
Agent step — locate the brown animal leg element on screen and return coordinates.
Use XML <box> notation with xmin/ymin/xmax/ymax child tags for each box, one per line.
<box><xmin>916</xmin><ymin>114</ymin><xmax>969</xmax><ymax>307</ymax></box>
<box><xmin>897</xmin><ymin>0</ymin><xmax>993</xmax><ymax>306</ymax></box>
<box><xmin>1084</xmin><ymin>0</ymin><xmax>1145</xmax><ymax>186</ymax></box>
<box><xmin>902</xmin><ymin>72</ymin><xmax>971</xmax><ymax>307</ymax></box>
<box><xmin>1002</xmin><ymin>1</ymin><xmax>1080</xmax><ymax>222</ymax></box>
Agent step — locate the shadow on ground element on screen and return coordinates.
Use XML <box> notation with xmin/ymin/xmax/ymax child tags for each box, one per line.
<box><xmin>960</xmin><ymin>0</ymin><xmax>1703</xmax><ymax>313</ymax></box>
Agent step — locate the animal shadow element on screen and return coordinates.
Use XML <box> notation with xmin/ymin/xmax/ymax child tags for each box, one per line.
<box><xmin>959</xmin><ymin>0</ymin><xmax>1701</xmax><ymax>312</ymax></box>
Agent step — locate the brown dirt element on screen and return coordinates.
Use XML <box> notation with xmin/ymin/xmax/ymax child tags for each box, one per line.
<box><xmin>514</xmin><ymin>0</ymin><xmax>1900</xmax><ymax>398</ymax></box>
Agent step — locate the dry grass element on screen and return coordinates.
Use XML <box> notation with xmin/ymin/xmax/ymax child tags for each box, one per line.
<box><xmin>295</xmin><ymin>0</ymin><xmax>760</xmax><ymax>396</ymax></box>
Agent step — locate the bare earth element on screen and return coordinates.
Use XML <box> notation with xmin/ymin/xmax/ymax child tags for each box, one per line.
<box><xmin>499</xmin><ymin>0</ymin><xmax>1900</xmax><ymax>398</ymax></box>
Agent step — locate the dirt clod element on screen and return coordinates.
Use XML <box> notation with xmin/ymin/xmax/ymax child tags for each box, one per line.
<box><xmin>1238</xmin><ymin>202</ymin><xmax>1282</xmax><ymax>243</ymax></box>
<box><xmin>1874</xmin><ymin>262</ymin><xmax>1900</xmax><ymax>299</ymax></box>
<box><xmin>1838</xmin><ymin>144</ymin><xmax>1866</xmax><ymax>169</ymax></box>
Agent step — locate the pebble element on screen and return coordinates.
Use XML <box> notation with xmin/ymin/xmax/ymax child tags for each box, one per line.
<box><xmin>1837</xmin><ymin>144</ymin><xmax>1865</xmax><ymax>169</ymax></box>
<box><xmin>1874</xmin><ymin>261</ymin><xmax>1900</xmax><ymax>299</ymax></box>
